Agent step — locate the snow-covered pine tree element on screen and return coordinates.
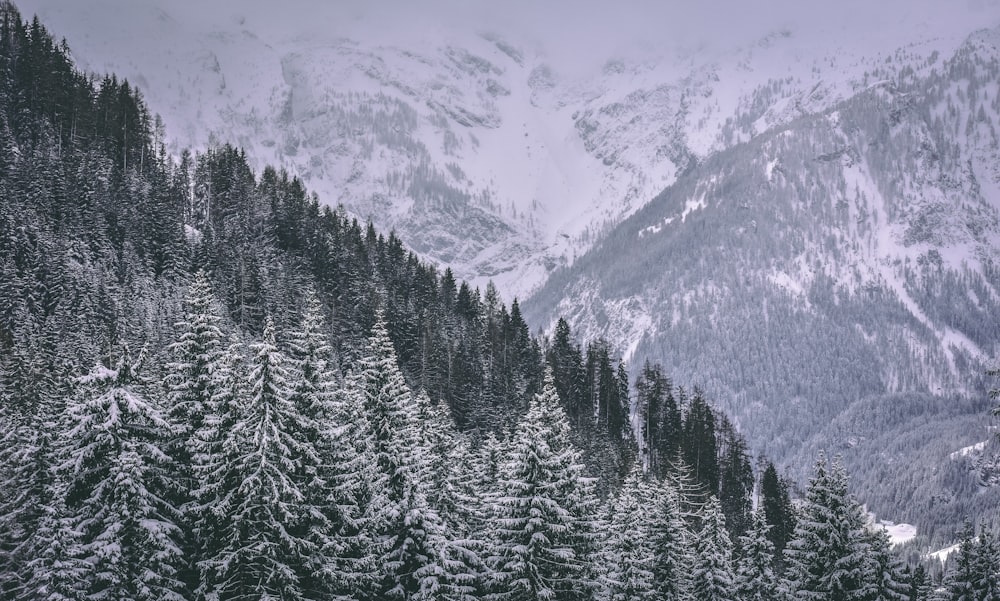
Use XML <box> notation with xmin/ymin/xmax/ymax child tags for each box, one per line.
<box><xmin>359</xmin><ymin>310</ymin><xmax>417</xmax><ymax>504</ymax></box>
<box><xmin>783</xmin><ymin>453</ymin><xmax>869</xmax><ymax>601</ymax></box>
<box><xmin>18</xmin><ymin>478</ymin><xmax>89</xmax><ymax>601</ymax></box>
<box><xmin>650</xmin><ymin>475</ymin><xmax>693</xmax><ymax>601</ymax></box>
<box><xmin>1</xmin><ymin>404</ymin><xmax>89</xmax><ymax>601</ymax></box>
<box><xmin>665</xmin><ymin>450</ymin><xmax>710</xmax><ymax>531</ymax></box>
<box><xmin>411</xmin><ymin>390</ymin><xmax>487</xmax><ymax>601</ymax></box>
<box><xmin>603</xmin><ymin>464</ymin><xmax>658</xmax><ymax>601</ymax></box>
<box><xmin>383</xmin><ymin>480</ymin><xmax>450</xmax><ymax>601</ymax></box>
<box><xmin>327</xmin><ymin>367</ymin><xmax>381</xmax><ymax>601</ymax></box>
<box><xmin>760</xmin><ymin>462</ymin><xmax>796</xmax><ymax>570</ymax></box>
<box><xmin>164</xmin><ymin>269</ymin><xmax>227</xmax><ymax>589</ymax></box>
<box><xmin>735</xmin><ymin>508</ymin><xmax>778</xmax><ymax>601</ymax></box>
<box><xmin>943</xmin><ymin>521</ymin><xmax>978</xmax><ymax>601</ymax></box>
<box><xmin>863</xmin><ymin>526</ymin><xmax>907</xmax><ymax>601</ymax></box>
<box><xmin>904</xmin><ymin>564</ymin><xmax>930</xmax><ymax>601</ymax></box>
<box><xmin>487</xmin><ymin>368</ymin><xmax>601</xmax><ymax>601</ymax></box>
<box><xmin>459</xmin><ymin>432</ymin><xmax>509</xmax><ymax>598</ymax></box>
<box><xmin>189</xmin><ymin>332</ymin><xmax>248</xmax><ymax>600</ymax></box>
<box><xmin>973</xmin><ymin>522</ymin><xmax>999</xmax><ymax>601</ymax></box>
<box><xmin>165</xmin><ymin>270</ymin><xmax>226</xmax><ymax>455</ymax></box>
<box><xmin>61</xmin><ymin>345</ymin><xmax>186</xmax><ymax>601</ymax></box>
<box><xmin>286</xmin><ymin>289</ymin><xmax>337</xmax><ymax>448</ymax></box>
<box><xmin>285</xmin><ymin>290</ymin><xmax>340</xmax><ymax>599</ymax></box>
<box><xmin>357</xmin><ymin>311</ymin><xmax>448</xmax><ymax>601</ymax></box>
<box><xmin>0</xmin><ymin>415</ymin><xmax>41</xmax><ymax>597</ymax></box>
<box><xmin>691</xmin><ymin>497</ymin><xmax>736</xmax><ymax>601</ymax></box>
<box><xmin>204</xmin><ymin>316</ymin><xmax>329</xmax><ymax>601</ymax></box>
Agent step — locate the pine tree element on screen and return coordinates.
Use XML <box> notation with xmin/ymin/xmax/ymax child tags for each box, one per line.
<box><xmin>165</xmin><ymin>271</ymin><xmax>226</xmax><ymax>447</ymax></box>
<box><xmin>761</xmin><ymin>462</ymin><xmax>796</xmax><ymax>571</ymax></box>
<box><xmin>972</xmin><ymin>522</ymin><xmax>999</xmax><ymax>601</ymax></box>
<box><xmin>164</xmin><ymin>270</ymin><xmax>227</xmax><ymax>590</ymax></box>
<box><xmin>1</xmin><ymin>406</ymin><xmax>88</xmax><ymax>601</ymax></box>
<box><xmin>905</xmin><ymin>564</ymin><xmax>930</xmax><ymax>601</ymax></box>
<box><xmin>651</xmin><ymin>471</ymin><xmax>694</xmax><ymax>601</ymax></box>
<box><xmin>189</xmin><ymin>333</ymin><xmax>248</xmax><ymax>601</ymax></box>
<box><xmin>666</xmin><ymin>451</ymin><xmax>710</xmax><ymax>530</ymax></box>
<box><xmin>603</xmin><ymin>464</ymin><xmax>658</xmax><ymax>601</ymax></box>
<box><xmin>61</xmin><ymin>345</ymin><xmax>186</xmax><ymax>601</ymax></box>
<box><xmin>863</xmin><ymin>526</ymin><xmax>907</xmax><ymax>601</ymax></box>
<box><xmin>683</xmin><ymin>390</ymin><xmax>719</xmax><ymax>496</ymax></box>
<box><xmin>18</xmin><ymin>479</ymin><xmax>89</xmax><ymax>601</ymax></box>
<box><xmin>488</xmin><ymin>369</ymin><xmax>600</xmax><ymax>601</ymax></box>
<box><xmin>783</xmin><ymin>453</ymin><xmax>869</xmax><ymax>601</ymax></box>
<box><xmin>382</xmin><ymin>482</ymin><xmax>449</xmax><ymax>601</ymax></box>
<box><xmin>356</xmin><ymin>311</ymin><xmax>448</xmax><ymax>601</ymax></box>
<box><xmin>205</xmin><ymin>317</ymin><xmax>328</xmax><ymax>601</ymax></box>
<box><xmin>329</xmin><ymin>368</ymin><xmax>381</xmax><ymax>600</ymax></box>
<box><xmin>285</xmin><ymin>290</ymin><xmax>340</xmax><ymax>599</ymax></box>
<box><xmin>736</xmin><ymin>508</ymin><xmax>778</xmax><ymax>601</ymax></box>
<box><xmin>691</xmin><ymin>497</ymin><xmax>736</xmax><ymax>601</ymax></box>
<box><xmin>411</xmin><ymin>391</ymin><xmax>487</xmax><ymax>600</ymax></box>
<box><xmin>944</xmin><ymin>521</ymin><xmax>978</xmax><ymax>601</ymax></box>
<box><xmin>717</xmin><ymin>422</ymin><xmax>753</xmax><ymax>542</ymax></box>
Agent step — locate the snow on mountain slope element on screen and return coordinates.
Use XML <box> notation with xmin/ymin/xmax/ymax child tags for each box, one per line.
<box><xmin>523</xmin><ymin>23</ymin><xmax>1000</xmax><ymax>536</ymax></box>
<box><xmin>16</xmin><ymin>0</ymin><xmax>999</xmax><ymax>299</ymax></box>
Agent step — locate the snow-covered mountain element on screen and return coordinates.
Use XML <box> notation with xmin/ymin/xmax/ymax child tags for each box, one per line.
<box><xmin>524</xmin><ymin>23</ymin><xmax>1000</xmax><ymax>537</ymax></box>
<box><xmin>18</xmin><ymin>0</ymin><xmax>1000</xmax><ymax>300</ymax></box>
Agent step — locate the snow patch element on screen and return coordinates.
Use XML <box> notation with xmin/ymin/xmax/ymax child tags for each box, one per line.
<box><xmin>950</xmin><ymin>440</ymin><xmax>988</xmax><ymax>460</ymax></box>
<box><xmin>880</xmin><ymin>521</ymin><xmax>918</xmax><ymax>546</ymax></box>
<box><xmin>681</xmin><ymin>195</ymin><xmax>707</xmax><ymax>222</ymax></box>
<box><xmin>927</xmin><ymin>543</ymin><xmax>961</xmax><ymax>563</ymax></box>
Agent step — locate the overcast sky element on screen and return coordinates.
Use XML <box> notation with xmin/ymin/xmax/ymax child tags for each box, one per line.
<box><xmin>20</xmin><ymin>0</ymin><xmax>1000</xmax><ymax>73</ymax></box>
<box><xmin>214</xmin><ymin>0</ymin><xmax>1000</xmax><ymax>65</ymax></box>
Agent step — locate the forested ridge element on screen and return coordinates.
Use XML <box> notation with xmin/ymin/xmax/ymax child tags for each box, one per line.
<box><xmin>0</xmin><ymin>3</ymin><xmax>997</xmax><ymax>600</ymax></box>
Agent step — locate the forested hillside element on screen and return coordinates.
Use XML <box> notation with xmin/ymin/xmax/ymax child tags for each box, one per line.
<box><xmin>0</xmin><ymin>3</ymin><xmax>998</xmax><ymax>600</ymax></box>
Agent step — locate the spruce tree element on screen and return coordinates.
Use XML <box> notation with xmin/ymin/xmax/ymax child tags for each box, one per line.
<box><xmin>164</xmin><ymin>270</ymin><xmax>227</xmax><ymax>590</ymax></box>
<box><xmin>488</xmin><ymin>369</ymin><xmax>600</xmax><ymax>601</ymax></box>
<box><xmin>285</xmin><ymin>290</ymin><xmax>340</xmax><ymax>599</ymax></box>
<box><xmin>783</xmin><ymin>453</ymin><xmax>869</xmax><ymax>601</ymax></box>
<box><xmin>357</xmin><ymin>312</ymin><xmax>448</xmax><ymax>601</ymax></box>
<box><xmin>205</xmin><ymin>317</ymin><xmax>328</xmax><ymax>601</ymax></box>
<box><xmin>330</xmin><ymin>367</ymin><xmax>382</xmax><ymax>600</ymax></box>
<box><xmin>944</xmin><ymin>521</ymin><xmax>978</xmax><ymax>601</ymax></box>
<box><xmin>863</xmin><ymin>527</ymin><xmax>907</xmax><ymax>601</ymax></box>
<box><xmin>603</xmin><ymin>464</ymin><xmax>658</xmax><ymax>601</ymax></box>
<box><xmin>972</xmin><ymin>522</ymin><xmax>999</xmax><ymax>601</ymax></box>
<box><xmin>761</xmin><ymin>462</ymin><xmax>796</xmax><ymax>570</ymax></box>
<box><xmin>651</xmin><ymin>473</ymin><xmax>693</xmax><ymax>601</ymax></box>
<box><xmin>736</xmin><ymin>508</ymin><xmax>778</xmax><ymax>601</ymax></box>
<box><xmin>61</xmin><ymin>345</ymin><xmax>186</xmax><ymax>601</ymax></box>
<box><xmin>165</xmin><ymin>270</ymin><xmax>226</xmax><ymax>449</ymax></box>
<box><xmin>905</xmin><ymin>564</ymin><xmax>930</xmax><ymax>601</ymax></box>
<box><xmin>189</xmin><ymin>333</ymin><xmax>248</xmax><ymax>601</ymax></box>
<box><xmin>691</xmin><ymin>497</ymin><xmax>736</xmax><ymax>601</ymax></box>
<box><xmin>1</xmin><ymin>406</ymin><xmax>88</xmax><ymax>601</ymax></box>
<box><xmin>683</xmin><ymin>390</ymin><xmax>719</xmax><ymax>496</ymax></box>
<box><xmin>18</xmin><ymin>478</ymin><xmax>89</xmax><ymax>601</ymax></box>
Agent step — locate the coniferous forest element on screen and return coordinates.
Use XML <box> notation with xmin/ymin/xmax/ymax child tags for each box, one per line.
<box><xmin>1</xmin><ymin>3</ymin><xmax>998</xmax><ymax>600</ymax></box>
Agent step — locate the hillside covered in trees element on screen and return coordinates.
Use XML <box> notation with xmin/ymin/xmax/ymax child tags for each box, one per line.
<box><xmin>0</xmin><ymin>3</ymin><xmax>997</xmax><ymax>600</ymax></box>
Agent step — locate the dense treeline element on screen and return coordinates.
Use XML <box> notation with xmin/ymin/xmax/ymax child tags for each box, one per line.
<box><xmin>0</xmin><ymin>3</ymin><xmax>996</xmax><ymax>600</ymax></box>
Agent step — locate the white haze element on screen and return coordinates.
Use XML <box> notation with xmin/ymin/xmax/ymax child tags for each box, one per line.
<box><xmin>18</xmin><ymin>0</ymin><xmax>1000</xmax><ymax>80</ymax></box>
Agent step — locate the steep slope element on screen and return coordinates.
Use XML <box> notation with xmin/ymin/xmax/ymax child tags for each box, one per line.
<box><xmin>16</xmin><ymin>0</ymin><xmax>996</xmax><ymax>300</ymax></box>
<box><xmin>524</xmin><ymin>25</ymin><xmax>1000</xmax><ymax>540</ymax></box>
